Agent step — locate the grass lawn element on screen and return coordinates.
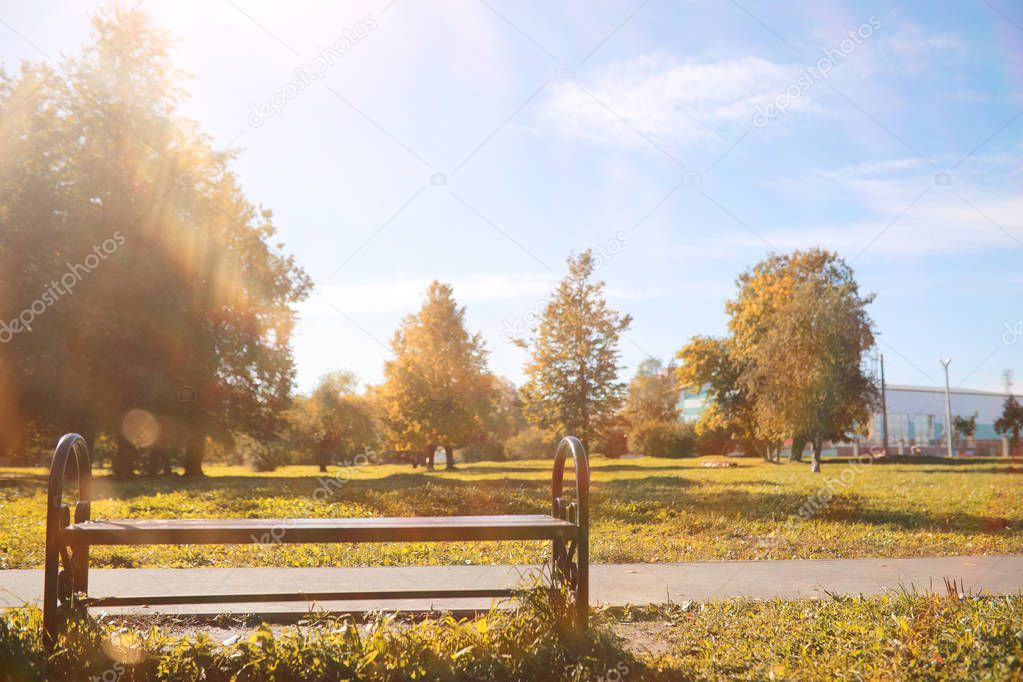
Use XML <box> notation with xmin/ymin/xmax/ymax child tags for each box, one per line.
<box><xmin>2</xmin><ymin>592</ymin><xmax>1021</xmax><ymax>680</ymax></box>
<box><xmin>623</xmin><ymin>592</ymin><xmax>1023</xmax><ymax>680</ymax></box>
<box><xmin>1</xmin><ymin>455</ymin><xmax>1021</xmax><ymax>569</ymax></box>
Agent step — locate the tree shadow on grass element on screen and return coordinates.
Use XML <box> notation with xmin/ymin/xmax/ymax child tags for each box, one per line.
<box><xmin>0</xmin><ymin>474</ymin><xmax>48</xmax><ymax>496</ymax></box>
<box><xmin>595</xmin><ymin>476</ymin><xmax>1019</xmax><ymax>536</ymax></box>
<box><xmin>590</xmin><ymin>464</ymin><xmax>736</xmax><ymax>474</ymax></box>
<box><xmin>25</xmin><ymin>468</ymin><xmax>1018</xmax><ymax>540</ymax></box>
<box><xmin>903</xmin><ymin>466</ymin><xmax>1023</xmax><ymax>475</ymax></box>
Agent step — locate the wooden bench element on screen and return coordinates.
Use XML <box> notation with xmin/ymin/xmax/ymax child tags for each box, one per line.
<box><xmin>42</xmin><ymin>433</ymin><xmax>590</xmax><ymax>645</ymax></box>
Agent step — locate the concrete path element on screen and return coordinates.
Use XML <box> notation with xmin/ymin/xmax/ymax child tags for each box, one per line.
<box><xmin>2</xmin><ymin>555</ymin><xmax>1020</xmax><ymax>617</ymax></box>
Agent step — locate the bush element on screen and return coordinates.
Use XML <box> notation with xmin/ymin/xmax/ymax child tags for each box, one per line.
<box><xmin>1</xmin><ymin>587</ymin><xmax>646</xmax><ymax>681</ymax></box>
<box><xmin>628</xmin><ymin>420</ymin><xmax>695</xmax><ymax>458</ymax></box>
<box><xmin>235</xmin><ymin>435</ymin><xmax>291</xmax><ymax>472</ymax></box>
<box><xmin>459</xmin><ymin>439</ymin><xmax>506</xmax><ymax>463</ymax></box>
<box><xmin>693</xmin><ymin>425</ymin><xmax>733</xmax><ymax>456</ymax></box>
<box><xmin>504</xmin><ymin>427</ymin><xmax>558</xmax><ymax>460</ymax></box>
<box><xmin>595</xmin><ymin>425</ymin><xmax>628</xmax><ymax>459</ymax></box>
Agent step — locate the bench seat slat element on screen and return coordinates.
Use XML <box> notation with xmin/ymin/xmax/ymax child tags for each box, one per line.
<box><xmin>87</xmin><ymin>588</ymin><xmax>517</xmax><ymax>607</ymax></box>
<box><xmin>61</xmin><ymin>515</ymin><xmax>577</xmax><ymax>545</ymax></box>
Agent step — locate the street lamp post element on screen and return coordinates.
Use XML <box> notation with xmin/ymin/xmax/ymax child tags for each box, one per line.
<box><xmin>940</xmin><ymin>358</ymin><xmax>953</xmax><ymax>458</ymax></box>
<box><xmin>879</xmin><ymin>352</ymin><xmax>889</xmax><ymax>456</ymax></box>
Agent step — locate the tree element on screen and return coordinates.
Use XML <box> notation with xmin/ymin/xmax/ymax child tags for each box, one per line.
<box><xmin>625</xmin><ymin>358</ymin><xmax>679</xmax><ymax>423</ymax></box>
<box><xmin>464</xmin><ymin>375</ymin><xmax>527</xmax><ymax>461</ymax></box>
<box><xmin>628</xmin><ymin>421</ymin><xmax>695</xmax><ymax>458</ymax></box>
<box><xmin>676</xmin><ymin>249</ymin><xmax>876</xmax><ymax>471</ymax></box>
<box><xmin>519</xmin><ymin>251</ymin><xmax>632</xmax><ymax>451</ymax></box>
<box><xmin>995</xmin><ymin>395</ymin><xmax>1023</xmax><ymax>453</ymax></box>
<box><xmin>741</xmin><ymin>275</ymin><xmax>877</xmax><ymax>472</ymax></box>
<box><xmin>289</xmin><ymin>371</ymin><xmax>377</xmax><ymax>472</ymax></box>
<box><xmin>952</xmin><ymin>413</ymin><xmax>978</xmax><ymax>450</ymax></box>
<box><xmin>378</xmin><ymin>282</ymin><xmax>494</xmax><ymax>470</ymax></box>
<box><xmin>0</xmin><ymin>5</ymin><xmax>310</xmax><ymax>475</ymax></box>
<box><xmin>676</xmin><ymin>336</ymin><xmax>773</xmax><ymax>460</ymax></box>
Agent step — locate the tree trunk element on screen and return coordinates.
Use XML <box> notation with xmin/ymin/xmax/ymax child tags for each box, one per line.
<box><xmin>184</xmin><ymin>430</ymin><xmax>206</xmax><ymax>477</ymax></box>
<box><xmin>444</xmin><ymin>444</ymin><xmax>456</xmax><ymax>470</ymax></box>
<box><xmin>6</xmin><ymin>427</ymin><xmax>29</xmax><ymax>466</ymax></box>
<box><xmin>425</xmin><ymin>444</ymin><xmax>436</xmax><ymax>471</ymax></box>
<box><xmin>790</xmin><ymin>437</ymin><xmax>806</xmax><ymax>462</ymax></box>
<box><xmin>316</xmin><ymin>443</ymin><xmax>329</xmax><ymax>473</ymax></box>
<box><xmin>112</xmin><ymin>431</ymin><xmax>136</xmax><ymax>479</ymax></box>
<box><xmin>810</xmin><ymin>438</ymin><xmax>822</xmax><ymax>473</ymax></box>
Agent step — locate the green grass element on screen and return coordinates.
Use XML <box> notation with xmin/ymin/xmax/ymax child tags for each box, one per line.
<box><xmin>0</xmin><ymin>587</ymin><xmax>638</xmax><ymax>681</ymax></box>
<box><xmin>1</xmin><ymin>456</ymin><xmax>1021</xmax><ymax>569</ymax></box>
<box><xmin>2</xmin><ymin>592</ymin><xmax>1021</xmax><ymax>680</ymax></box>
<box><xmin>632</xmin><ymin>592</ymin><xmax>1023</xmax><ymax>680</ymax></box>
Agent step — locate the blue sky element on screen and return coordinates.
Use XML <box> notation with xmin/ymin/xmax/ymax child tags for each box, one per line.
<box><xmin>2</xmin><ymin>0</ymin><xmax>1021</xmax><ymax>393</ymax></box>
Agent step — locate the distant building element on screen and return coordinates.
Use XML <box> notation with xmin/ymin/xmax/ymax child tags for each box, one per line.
<box><xmin>677</xmin><ymin>383</ymin><xmax>1015</xmax><ymax>456</ymax></box>
<box><xmin>867</xmin><ymin>384</ymin><xmax>1012</xmax><ymax>455</ymax></box>
<box><xmin>678</xmin><ymin>385</ymin><xmax>708</xmax><ymax>424</ymax></box>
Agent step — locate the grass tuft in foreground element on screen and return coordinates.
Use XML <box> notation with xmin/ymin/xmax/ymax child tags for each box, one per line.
<box><xmin>0</xmin><ymin>587</ymin><xmax>642</xmax><ymax>682</ymax></box>
<box><xmin>629</xmin><ymin>590</ymin><xmax>1023</xmax><ymax>680</ymax></box>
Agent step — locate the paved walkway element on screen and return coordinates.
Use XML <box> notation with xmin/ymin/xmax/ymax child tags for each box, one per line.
<box><xmin>2</xmin><ymin>556</ymin><xmax>1020</xmax><ymax>617</ymax></box>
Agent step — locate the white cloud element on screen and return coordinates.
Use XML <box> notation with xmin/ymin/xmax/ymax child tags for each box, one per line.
<box><xmin>887</xmin><ymin>25</ymin><xmax>963</xmax><ymax>57</ymax></box>
<box><xmin>757</xmin><ymin>157</ymin><xmax>1023</xmax><ymax>257</ymax></box>
<box><xmin>744</xmin><ymin>194</ymin><xmax>1023</xmax><ymax>257</ymax></box>
<box><xmin>539</xmin><ymin>54</ymin><xmax>802</xmax><ymax>145</ymax></box>
<box><xmin>819</xmin><ymin>158</ymin><xmax>927</xmax><ymax>179</ymax></box>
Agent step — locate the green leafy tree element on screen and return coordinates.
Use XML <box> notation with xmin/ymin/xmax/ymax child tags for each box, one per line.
<box><xmin>677</xmin><ymin>249</ymin><xmax>876</xmax><ymax>471</ymax></box>
<box><xmin>0</xmin><ymin>6</ymin><xmax>310</xmax><ymax>474</ymax></box>
<box><xmin>290</xmin><ymin>371</ymin><xmax>378</xmax><ymax>472</ymax></box>
<box><xmin>995</xmin><ymin>395</ymin><xmax>1023</xmax><ymax>452</ymax></box>
<box><xmin>463</xmin><ymin>375</ymin><xmax>527</xmax><ymax>461</ymax></box>
<box><xmin>628</xmin><ymin>420</ymin><xmax>695</xmax><ymax>458</ymax></box>
<box><xmin>952</xmin><ymin>413</ymin><xmax>978</xmax><ymax>449</ymax></box>
<box><xmin>378</xmin><ymin>282</ymin><xmax>494</xmax><ymax>470</ymax></box>
<box><xmin>519</xmin><ymin>251</ymin><xmax>632</xmax><ymax>451</ymax></box>
<box><xmin>676</xmin><ymin>336</ymin><xmax>772</xmax><ymax>460</ymax></box>
<box><xmin>625</xmin><ymin>358</ymin><xmax>679</xmax><ymax>423</ymax></box>
<box><xmin>504</xmin><ymin>426</ymin><xmax>558</xmax><ymax>461</ymax></box>
<box><xmin>741</xmin><ymin>274</ymin><xmax>877</xmax><ymax>472</ymax></box>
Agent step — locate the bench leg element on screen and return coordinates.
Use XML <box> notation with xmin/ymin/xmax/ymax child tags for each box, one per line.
<box><xmin>551</xmin><ymin>502</ymin><xmax>587</xmax><ymax>630</ymax></box>
<box><xmin>73</xmin><ymin>501</ymin><xmax>90</xmax><ymax>598</ymax></box>
<box><xmin>576</xmin><ymin>533</ymin><xmax>588</xmax><ymax>631</ymax></box>
<box><xmin>43</xmin><ymin>504</ymin><xmax>90</xmax><ymax>650</ymax></box>
<box><xmin>42</xmin><ymin>507</ymin><xmax>64</xmax><ymax>648</ymax></box>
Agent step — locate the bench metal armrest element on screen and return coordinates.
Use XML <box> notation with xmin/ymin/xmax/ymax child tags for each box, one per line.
<box><xmin>44</xmin><ymin>433</ymin><xmax>92</xmax><ymax>647</ymax></box>
<box><xmin>550</xmin><ymin>436</ymin><xmax>589</xmax><ymax>629</ymax></box>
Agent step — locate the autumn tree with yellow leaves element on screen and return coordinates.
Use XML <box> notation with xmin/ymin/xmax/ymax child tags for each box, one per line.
<box><xmin>678</xmin><ymin>249</ymin><xmax>877</xmax><ymax>472</ymax></box>
<box><xmin>378</xmin><ymin>282</ymin><xmax>494</xmax><ymax>470</ymax></box>
<box><xmin>519</xmin><ymin>251</ymin><xmax>632</xmax><ymax>452</ymax></box>
<box><xmin>289</xmin><ymin>371</ymin><xmax>378</xmax><ymax>472</ymax></box>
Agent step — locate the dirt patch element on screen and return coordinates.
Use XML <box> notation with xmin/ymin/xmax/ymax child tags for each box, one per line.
<box><xmin>612</xmin><ymin>621</ymin><xmax>677</xmax><ymax>659</ymax></box>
